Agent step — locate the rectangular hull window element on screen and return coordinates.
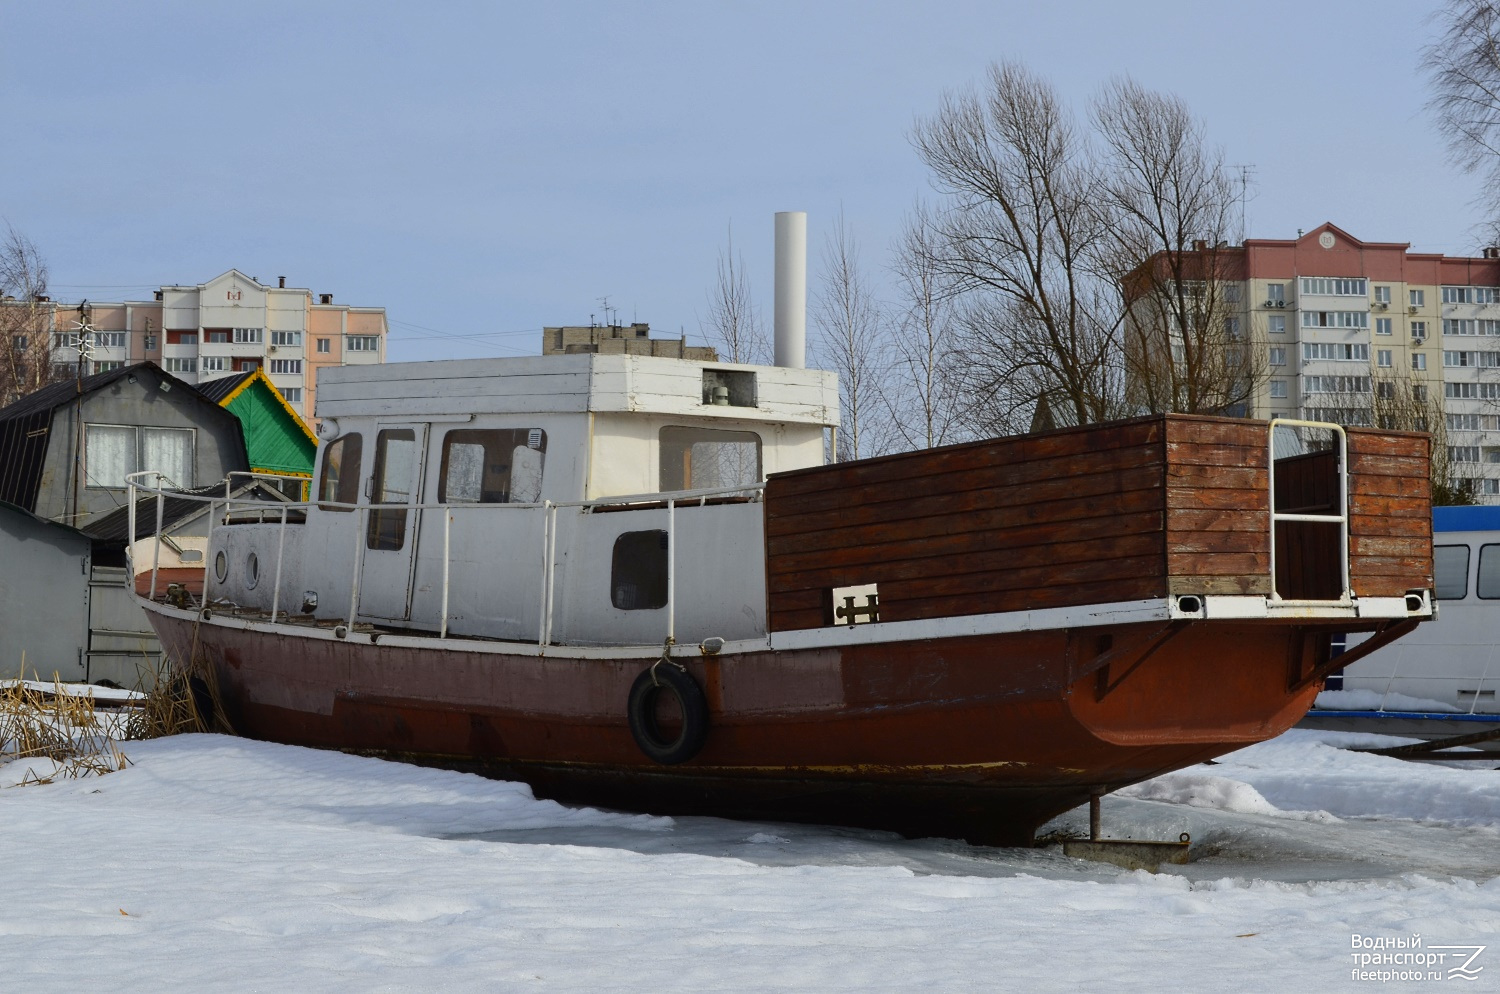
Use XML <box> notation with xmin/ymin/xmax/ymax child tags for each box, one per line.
<box><xmin>612</xmin><ymin>530</ymin><xmax>668</xmax><ymax>610</ymax></box>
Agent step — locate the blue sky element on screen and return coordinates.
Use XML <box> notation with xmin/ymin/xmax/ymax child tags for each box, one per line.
<box><xmin>0</xmin><ymin>1</ymin><xmax>1476</xmax><ymax>362</ymax></box>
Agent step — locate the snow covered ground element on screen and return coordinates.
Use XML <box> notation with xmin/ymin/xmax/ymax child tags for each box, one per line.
<box><xmin>3</xmin><ymin>729</ymin><xmax>1497</xmax><ymax>992</ymax></box>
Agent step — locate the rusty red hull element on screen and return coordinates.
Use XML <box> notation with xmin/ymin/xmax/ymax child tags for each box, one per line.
<box><xmin>143</xmin><ymin>604</ymin><xmax>1353</xmax><ymax>845</ymax></box>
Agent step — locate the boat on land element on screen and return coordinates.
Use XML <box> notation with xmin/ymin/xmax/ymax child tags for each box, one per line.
<box><xmin>1300</xmin><ymin>504</ymin><xmax>1500</xmax><ymax>757</ymax></box>
<box><xmin>127</xmin><ymin>339</ymin><xmax>1437</xmax><ymax>845</ymax></box>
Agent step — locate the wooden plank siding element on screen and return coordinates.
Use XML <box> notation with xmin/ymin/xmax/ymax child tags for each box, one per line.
<box><xmin>762</xmin><ymin>415</ymin><xmax>1434</xmax><ymax>632</ymax></box>
<box><xmin>1345</xmin><ymin>427</ymin><xmax>1433</xmax><ymax>597</ymax></box>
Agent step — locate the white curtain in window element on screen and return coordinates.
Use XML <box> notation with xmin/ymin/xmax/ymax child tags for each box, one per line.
<box><xmin>85</xmin><ymin>425</ymin><xmax>137</xmax><ymax>488</ymax></box>
<box><xmin>141</xmin><ymin>428</ymin><xmax>194</xmax><ymax>487</ymax></box>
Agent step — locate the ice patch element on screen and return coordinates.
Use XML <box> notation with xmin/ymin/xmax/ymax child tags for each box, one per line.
<box><xmin>1314</xmin><ymin>688</ymin><xmax>1460</xmax><ymax>713</ymax></box>
<box><xmin>1119</xmin><ymin>774</ymin><xmax>1340</xmax><ymax>823</ymax></box>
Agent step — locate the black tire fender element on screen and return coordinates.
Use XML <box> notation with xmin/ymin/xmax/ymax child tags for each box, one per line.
<box><xmin>626</xmin><ymin>662</ymin><xmax>709</xmax><ymax>764</ymax></box>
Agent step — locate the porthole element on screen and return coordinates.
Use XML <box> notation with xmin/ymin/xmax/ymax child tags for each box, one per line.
<box><xmin>214</xmin><ymin>550</ymin><xmax>227</xmax><ymax>583</ymax></box>
<box><xmin>246</xmin><ymin>552</ymin><xmax>260</xmax><ymax>590</ymax></box>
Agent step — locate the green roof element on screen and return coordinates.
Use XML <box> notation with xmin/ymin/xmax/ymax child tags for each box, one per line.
<box><xmin>204</xmin><ymin>370</ymin><xmax>317</xmax><ymax>477</ymax></box>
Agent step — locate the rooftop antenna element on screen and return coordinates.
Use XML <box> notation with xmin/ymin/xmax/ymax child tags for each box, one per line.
<box><xmin>597</xmin><ymin>296</ymin><xmax>616</xmax><ymax>328</ymax></box>
<box><xmin>1233</xmin><ymin>163</ymin><xmax>1257</xmax><ymax>242</ymax></box>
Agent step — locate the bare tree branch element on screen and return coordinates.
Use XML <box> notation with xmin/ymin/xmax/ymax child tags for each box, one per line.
<box><xmin>700</xmin><ymin>224</ymin><xmax>770</xmax><ymax>365</ymax></box>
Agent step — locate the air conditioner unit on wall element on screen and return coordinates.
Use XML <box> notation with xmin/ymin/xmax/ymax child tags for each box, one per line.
<box><xmin>1409</xmin><ymin>306</ymin><xmax>1420</xmax><ymax>314</ymax></box>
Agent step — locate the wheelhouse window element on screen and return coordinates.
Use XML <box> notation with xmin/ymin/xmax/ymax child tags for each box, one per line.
<box><xmin>86</xmin><ymin>424</ymin><xmax>194</xmax><ymax>488</ymax></box>
<box><xmin>1435</xmin><ymin>544</ymin><xmax>1470</xmax><ymax>601</ymax></box>
<box><xmin>438</xmin><ymin>428</ymin><xmax>547</xmax><ymax>504</ymax></box>
<box><xmin>659</xmin><ymin>426</ymin><xmax>761</xmax><ymax>491</ymax></box>
<box><xmin>317</xmin><ymin>433</ymin><xmax>363</xmax><ymax>510</ymax></box>
<box><xmin>1478</xmin><ymin>545</ymin><xmax>1500</xmax><ymax>599</ymax></box>
<box><xmin>611</xmin><ymin>530</ymin><xmax>668</xmax><ymax>610</ymax></box>
<box><xmin>366</xmin><ymin>428</ymin><xmax>418</xmax><ymax>551</ymax></box>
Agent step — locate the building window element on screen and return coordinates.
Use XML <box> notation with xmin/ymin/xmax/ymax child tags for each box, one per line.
<box><xmin>1269</xmin><ymin>347</ymin><xmax>1286</xmax><ymax>366</ymax></box>
<box><xmin>1414</xmin><ymin>385</ymin><xmax>1428</xmax><ymax>402</ymax></box>
<box><xmin>1301</xmin><ymin>310</ymin><xmax>1369</xmax><ymax>329</ymax></box>
<box><xmin>1451</xmin><ymin>446</ymin><xmax>1481</xmax><ymax>464</ymax></box>
<box><xmin>90</xmin><ymin>332</ymin><xmax>125</xmax><ymax>349</ymax></box>
<box><xmin>12</xmin><ymin>335</ymin><xmax>26</xmax><ymax>350</ymax></box>
<box><xmin>201</xmin><ymin>356</ymin><xmax>227</xmax><ymax>373</ymax></box>
<box><xmin>1301</xmin><ymin>277</ymin><xmax>1367</xmax><ymax>296</ymax></box>
<box><xmin>269</xmin><ymin>359</ymin><xmax>303</xmax><ymax>375</ymax></box>
<box><xmin>438</xmin><ymin>428</ymin><xmax>548</xmax><ymax>505</ymax></box>
<box><xmin>281</xmin><ymin>387</ymin><xmax>302</xmax><ymax>403</ymax></box>
<box><xmin>1224</xmin><ymin>317</ymin><xmax>1241</xmax><ymax>339</ymax></box>
<box><xmin>659</xmin><ymin>426</ymin><xmax>762</xmax><ymax>490</ymax></box>
<box><xmin>1375</xmin><ymin>317</ymin><xmax>1392</xmax><ymax>336</ymax></box>
<box><xmin>1375</xmin><ymin>286</ymin><xmax>1391</xmax><ymax>304</ymax></box>
<box><xmin>51</xmin><ymin>333</ymin><xmax>77</xmax><ymax>350</ymax></box>
<box><xmin>164</xmin><ymin>357</ymin><xmax>197</xmax><ymax>373</ymax></box>
<box><xmin>1377</xmin><ymin>349</ymin><xmax>1392</xmax><ymax>367</ymax></box>
<box><xmin>611</xmin><ymin>531</ymin><xmax>668</xmax><ymax>611</ymax></box>
<box><xmin>271</xmin><ymin>331</ymin><xmax>301</xmax><ymax>347</ymax></box>
<box><xmin>1303</xmin><ymin>375</ymin><xmax>1371</xmax><ymax>394</ymax></box>
<box><xmin>317</xmin><ymin>433</ymin><xmax>363</xmax><ymax>511</ymax></box>
<box><xmin>316</xmin><ymin>338</ymin><xmax>331</xmax><ymax>353</ymax></box>
<box><xmin>92</xmin><ymin>361</ymin><xmax>122</xmax><ymax>373</ymax></box>
<box><xmin>1412</xmin><ymin>353</ymin><xmax>1427</xmax><ymax>371</ymax></box>
<box><xmin>1268</xmin><ymin>315</ymin><xmax>1286</xmax><ymax>334</ymax></box>
<box><xmin>1224</xmin><ymin>284</ymin><xmax>1241</xmax><ymax>303</ymax></box>
<box><xmin>166</xmin><ymin>330</ymin><xmax>197</xmax><ymax>346</ymax></box>
<box><xmin>233</xmin><ymin>327</ymin><xmax>263</xmax><ymax>344</ymax></box>
<box><xmin>205</xmin><ymin>329</ymin><xmax>231</xmax><ymax>344</ymax></box>
<box><xmin>345</xmin><ymin>335</ymin><xmax>379</xmax><ymax>352</ymax></box>
<box><xmin>1410</xmin><ymin>289</ymin><xmax>1426</xmax><ymax>308</ymax></box>
<box><xmin>1266</xmin><ymin>283</ymin><xmax>1286</xmax><ymax>305</ymax></box>
<box><xmin>1443</xmin><ymin>286</ymin><xmax>1500</xmax><ymax>304</ymax></box>
<box><xmin>1303</xmin><ymin>343</ymin><xmax>1369</xmax><ymax>361</ymax></box>
<box><xmin>143</xmin><ymin>335</ymin><xmax>157</xmax><ymax>351</ymax></box>
<box><xmin>1448</xmin><ymin>413</ymin><xmax>1483</xmax><ymax>431</ymax></box>
<box><xmin>1449</xmin><ymin>382</ymin><xmax>1480</xmax><ymax>399</ymax></box>
<box><xmin>1377</xmin><ymin>381</ymin><xmax>1395</xmax><ymax>399</ymax></box>
<box><xmin>1269</xmin><ymin>378</ymin><xmax>1287</xmax><ymax>399</ymax></box>
<box><xmin>85</xmin><ymin>424</ymin><xmax>195</xmax><ymax>489</ymax></box>
<box><xmin>1411</xmin><ymin>321</ymin><xmax>1428</xmax><ymax>340</ymax></box>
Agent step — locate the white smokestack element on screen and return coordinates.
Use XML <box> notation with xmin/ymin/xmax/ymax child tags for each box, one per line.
<box><xmin>774</xmin><ymin>211</ymin><xmax>807</xmax><ymax>369</ymax></box>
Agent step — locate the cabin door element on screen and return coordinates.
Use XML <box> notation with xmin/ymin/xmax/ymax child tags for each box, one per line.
<box><xmin>358</xmin><ymin>423</ymin><xmax>428</xmax><ymax>622</ymax></box>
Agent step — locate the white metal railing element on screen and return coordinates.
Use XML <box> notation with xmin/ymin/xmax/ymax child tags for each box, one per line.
<box><xmin>1267</xmin><ymin>418</ymin><xmax>1351</xmax><ymax>605</ymax></box>
<box><xmin>125</xmin><ymin>470</ymin><xmax>763</xmax><ymax>646</ymax></box>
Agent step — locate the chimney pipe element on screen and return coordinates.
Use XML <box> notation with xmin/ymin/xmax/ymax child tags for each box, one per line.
<box><xmin>774</xmin><ymin>211</ymin><xmax>806</xmax><ymax>369</ymax></box>
<box><xmin>278</xmin><ymin>276</ymin><xmax>286</xmax><ymax>288</ymax></box>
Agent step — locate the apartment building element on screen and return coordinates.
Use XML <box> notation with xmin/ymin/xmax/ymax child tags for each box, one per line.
<box><xmin>37</xmin><ymin>269</ymin><xmax>386</xmax><ymax>421</ymax></box>
<box><xmin>1153</xmin><ymin>223</ymin><xmax>1500</xmax><ymax>498</ymax></box>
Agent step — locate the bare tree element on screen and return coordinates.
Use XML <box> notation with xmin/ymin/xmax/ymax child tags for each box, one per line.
<box><xmin>813</xmin><ymin>211</ymin><xmax>888</xmax><ymax>460</ymax></box>
<box><xmin>1428</xmin><ymin>1</ymin><xmax>1500</xmax><ymax>234</ymax></box>
<box><xmin>911</xmin><ymin>62</ymin><xmax>1126</xmax><ymax>432</ymax></box>
<box><xmin>701</xmin><ymin>224</ymin><xmax>770</xmax><ymax>365</ymax></box>
<box><xmin>1095</xmin><ymin>79</ymin><xmax>1262</xmax><ymax>416</ymax></box>
<box><xmin>0</xmin><ymin>225</ymin><xmax>59</xmax><ymax>406</ymax></box>
<box><xmin>884</xmin><ymin>202</ymin><xmax>970</xmax><ymax>449</ymax></box>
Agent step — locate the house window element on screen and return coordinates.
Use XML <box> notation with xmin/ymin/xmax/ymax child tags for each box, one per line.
<box><xmin>282</xmin><ymin>387</ymin><xmax>302</xmax><ymax>403</ymax></box>
<box><xmin>201</xmin><ymin>356</ymin><xmax>228</xmax><ymax>373</ymax></box>
<box><xmin>345</xmin><ymin>335</ymin><xmax>379</xmax><ymax>352</ymax></box>
<box><xmin>85</xmin><ymin>424</ymin><xmax>194</xmax><ymax>489</ymax></box>
<box><xmin>233</xmin><ymin>327</ymin><xmax>263</xmax><ymax>344</ymax></box>
<box><xmin>269</xmin><ymin>359</ymin><xmax>302</xmax><ymax>375</ymax></box>
<box><xmin>271</xmin><ymin>331</ymin><xmax>301</xmax><ymax>347</ymax></box>
<box><xmin>1410</xmin><ymin>289</ymin><xmax>1426</xmax><ymax>308</ymax></box>
<box><xmin>1269</xmin><ymin>347</ymin><xmax>1286</xmax><ymax>366</ymax></box>
<box><xmin>1375</xmin><ymin>318</ymin><xmax>1392</xmax><ymax>336</ymax></box>
<box><xmin>659</xmin><ymin>426</ymin><xmax>762</xmax><ymax>491</ymax></box>
<box><xmin>164</xmin><ymin>357</ymin><xmax>197</xmax><ymax>373</ymax></box>
<box><xmin>1375</xmin><ymin>286</ymin><xmax>1391</xmax><ymax>304</ymax></box>
<box><xmin>438</xmin><ymin>428</ymin><xmax>547</xmax><ymax>505</ymax></box>
<box><xmin>1413</xmin><ymin>353</ymin><xmax>1427</xmax><ymax>371</ymax></box>
<box><xmin>1267</xmin><ymin>315</ymin><xmax>1286</xmax><ymax>334</ymax></box>
<box><xmin>1377</xmin><ymin>350</ymin><xmax>1392</xmax><ymax>367</ymax></box>
<box><xmin>1269</xmin><ymin>378</ymin><xmax>1287</xmax><ymax>399</ymax></box>
<box><xmin>317</xmin><ymin>433</ymin><xmax>363</xmax><ymax>511</ymax></box>
<box><xmin>316</xmin><ymin>338</ymin><xmax>331</xmax><ymax>354</ymax></box>
<box><xmin>611</xmin><ymin>530</ymin><xmax>668</xmax><ymax>610</ymax></box>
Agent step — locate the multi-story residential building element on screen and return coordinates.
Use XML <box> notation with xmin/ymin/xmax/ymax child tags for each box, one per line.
<box><xmin>31</xmin><ymin>269</ymin><xmax>386</xmax><ymax>422</ymax></box>
<box><xmin>542</xmin><ymin>322</ymin><xmax>717</xmax><ymax>360</ymax></box>
<box><xmin>1141</xmin><ymin>223</ymin><xmax>1500</xmax><ymax>499</ymax></box>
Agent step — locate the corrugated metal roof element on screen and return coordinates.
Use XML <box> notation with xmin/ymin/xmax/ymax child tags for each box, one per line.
<box><xmin>195</xmin><ymin>371</ymin><xmax>255</xmax><ymax>404</ymax></box>
<box><xmin>80</xmin><ymin>481</ymin><xmax>292</xmax><ymax>543</ymax></box>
